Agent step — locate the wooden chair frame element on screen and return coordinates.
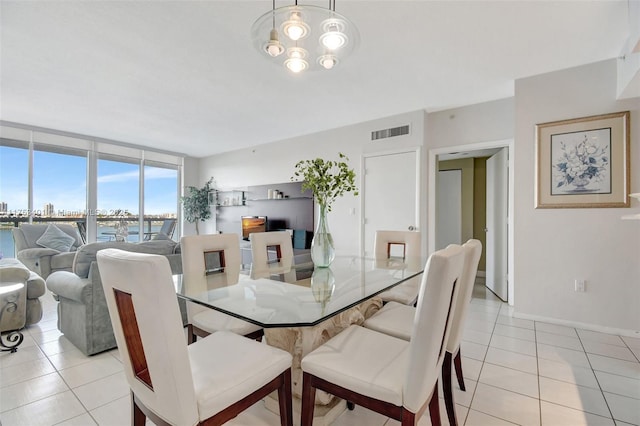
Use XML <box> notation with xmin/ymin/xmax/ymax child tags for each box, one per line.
<box><xmin>132</xmin><ymin>370</ymin><xmax>292</xmax><ymax>426</ymax></box>
<box><xmin>301</xmin><ymin>372</ymin><xmax>440</xmax><ymax>426</ymax></box>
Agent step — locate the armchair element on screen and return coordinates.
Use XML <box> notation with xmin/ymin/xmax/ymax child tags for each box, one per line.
<box><xmin>45</xmin><ymin>239</ymin><xmax>184</xmax><ymax>355</ymax></box>
<box><xmin>0</xmin><ymin>258</ymin><xmax>46</xmax><ymax>330</ymax></box>
<box><xmin>12</xmin><ymin>224</ymin><xmax>84</xmax><ymax>279</ymax></box>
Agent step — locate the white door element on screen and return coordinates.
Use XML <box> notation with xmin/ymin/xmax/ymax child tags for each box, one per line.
<box><xmin>436</xmin><ymin>169</ymin><xmax>462</xmax><ymax>250</ymax></box>
<box><xmin>362</xmin><ymin>150</ymin><xmax>418</xmax><ymax>256</ymax></box>
<box><xmin>486</xmin><ymin>148</ymin><xmax>508</xmax><ymax>301</ymax></box>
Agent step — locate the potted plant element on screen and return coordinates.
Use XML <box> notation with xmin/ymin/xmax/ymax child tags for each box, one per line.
<box><xmin>181</xmin><ymin>177</ymin><xmax>214</xmax><ymax>235</ymax></box>
<box><xmin>291</xmin><ymin>153</ymin><xmax>358</xmax><ymax>267</ymax></box>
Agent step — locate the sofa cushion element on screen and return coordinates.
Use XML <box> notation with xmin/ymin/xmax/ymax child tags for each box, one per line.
<box><xmin>37</xmin><ymin>224</ymin><xmax>76</xmax><ymax>252</ymax></box>
<box><xmin>0</xmin><ymin>258</ymin><xmax>32</xmax><ymax>282</ymax></box>
<box><xmin>20</xmin><ymin>224</ymin><xmax>83</xmax><ymax>250</ymax></box>
<box><xmin>50</xmin><ymin>251</ymin><xmax>76</xmax><ymax>271</ymax></box>
<box><xmin>26</xmin><ymin>272</ymin><xmax>46</xmax><ymax>299</ymax></box>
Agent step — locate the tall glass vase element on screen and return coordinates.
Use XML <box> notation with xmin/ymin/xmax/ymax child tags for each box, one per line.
<box><xmin>311</xmin><ymin>205</ymin><xmax>335</xmax><ymax>268</ymax></box>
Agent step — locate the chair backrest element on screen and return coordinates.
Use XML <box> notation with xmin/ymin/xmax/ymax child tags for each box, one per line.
<box><xmin>160</xmin><ymin>219</ymin><xmax>177</xmax><ymax>238</ymax></box>
<box><xmin>96</xmin><ymin>249</ymin><xmax>199</xmax><ymax>425</ymax></box>
<box><xmin>250</xmin><ymin>231</ymin><xmax>295</xmax><ymax>280</ymax></box>
<box><xmin>446</xmin><ymin>239</ymin><xmax>482</xmax><ymax>354</ymax></box>
<box><xmin>75</xmin><ymin>221</ymin><xmax>87</xmax><ymax>244</ymax></box>
<box><xmin>403</xmin><ymin>244</ymin><xmax>465</xmax><ymax>413</ymax></box>
<box><xmin>181</xmin><ymin>234</ymin><xmax>241</xmax><ymax>296</ymax></box>
<box><xmin>374</xmin><ymin>230</ymin><xmax>421</xmax><ymax>260</ymax></box>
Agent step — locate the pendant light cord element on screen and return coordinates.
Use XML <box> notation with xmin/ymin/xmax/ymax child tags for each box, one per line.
<box><xmin>272</xmin><ymin>0</ymin><xmax>276</xmax><ymax>28</ymax></box>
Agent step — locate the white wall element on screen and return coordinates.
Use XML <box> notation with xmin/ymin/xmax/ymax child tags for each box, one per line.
<box><xmin>198</xmin><ymin>110</ymin><xmax>426</xmax><ymax>255</ymax></box>
<box><xmin>426</xmin><ymin>98</ymin><xmax>515</xmax><ymax>149</ymax></box>
<box><xmin>514</xmin><ymin>59</ymin><xmax>640</xmax><ymax>333</ymax></box>
<box><xmin>197</xmin><ymin>63</ymin><xmax>640</xmax><ymax>333</ymax></box>
<box><xmin>181</xmin><ymin>156</ymin><xmax>201</xmax><ymax>236</ymax></box>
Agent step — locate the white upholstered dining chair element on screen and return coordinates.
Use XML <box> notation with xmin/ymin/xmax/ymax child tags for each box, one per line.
<box><xmin>375</xmin><ymin>230</ymin><xmax>422</xmax><ymax>306</ymax></box>
<box><xmin>299</xmin><ymin>244</ymin><xmax>465</xmax><ymax>426</ymax></box>
<box><xmin>362</xmin><ymin>239</ymin><xmax>482</xmax><ymax>426</ymax></box>
<box><xmin>96</xmin><ymin>249</ymin><xmax>293</xmax><ymax>426</ymax></box>
<box><xmin>249</xmin><ymin>231</ymin><xmax>297</xmax><ymax>282</ymax></box>
<box><xmin>181</xmin><ymin>234</ymin><xmax>263</xmax><ymax>343</ymax></box>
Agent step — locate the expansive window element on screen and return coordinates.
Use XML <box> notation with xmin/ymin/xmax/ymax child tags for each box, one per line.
<box><xmin>0</xmin><ymin>143</ymin><xmax>29</xmax><ymax>257</ymax></box>
<box><xmin>0</xmin><ymin>124</ymin><xmax>183</xmax><ymax>252</ymax></box>
<box><xmin>144</xmin><ymin>162</ymin><xmax>179</xmax><ymax>241</ymax></box>
<box><xmin>98</xmin><ymin>156</ymin><xmax>140</xmax><ymax>242</ymax></box>
<box><xmin>33</xmin><ymin>145</ymin><xmax>87</xmax><ymax>234</ymax></box>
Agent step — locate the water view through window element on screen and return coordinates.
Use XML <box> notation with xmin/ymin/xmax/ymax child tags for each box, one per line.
<box><xmin>0</xmin><ymin>139</ymin><xmax>180</xmax><ymax>258</ymax></box>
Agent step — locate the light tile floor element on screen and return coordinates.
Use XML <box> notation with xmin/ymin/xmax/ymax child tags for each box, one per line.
<box><xmin>1</xmin><ymin>280</ymin><xmax>639</xmax><ymax>426</ymax></box>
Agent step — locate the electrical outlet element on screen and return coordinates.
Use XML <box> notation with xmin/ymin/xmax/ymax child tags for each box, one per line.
<box><xmin>575</xmin><ymin>279</ymin><xmax>586</xmax><ymax>292</ymax></box>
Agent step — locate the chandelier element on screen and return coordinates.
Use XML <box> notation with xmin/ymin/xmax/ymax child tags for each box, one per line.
<box><xmin>250</xmin><ymin>0</ymin><xmax>359</xmax><ymax>73</ymax></box>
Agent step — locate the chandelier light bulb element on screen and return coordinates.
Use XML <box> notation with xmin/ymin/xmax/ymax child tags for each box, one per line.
<box><xmin>320</xmin><ymin>19</ymin><xmax>348</xmax><ymax>50</ymax></box>
<box><xmin>285</xmin><ymin>46</ymin><xmax>308</xmax><ymax>73</ymax></box>
<box><xmin>320</xmin><ymin>31</ymin><xmax>346</xmax><ymax>50</ymax></box>
<box><xmin>282</xmin><ymin>11</ymin><xmax>309</xmax><ymax>41</ymax></box>
<box><xmin>264</xmin><ymin>29</ymin><xmax>285</xmax><ymax>57</ymax></box>
<box><xmin>285</xmin><ymin>57</ymin><xmax>308</xmax><ymax>73</ymax></box>
<box><xmin>318</xmin><ymin>54</ymin><xmax>337</xmax><ymax>69</ymax></box>
<box><xmin>286</xmin><ymin>24</ymin><xmax>304</xmax><ymax>41</ymax></box>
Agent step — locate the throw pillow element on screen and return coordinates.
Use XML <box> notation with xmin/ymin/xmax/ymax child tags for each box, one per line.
<box><xmin>36</xmin><ymin>224</ymin><xmax>76</xmax><ymax>252</ymax></box>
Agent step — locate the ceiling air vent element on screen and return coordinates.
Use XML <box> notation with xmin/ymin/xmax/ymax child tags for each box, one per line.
<box><xmin>371</xmin><ymin>124</ymin><xmax>410</xmax><ymax>141</ymax></box>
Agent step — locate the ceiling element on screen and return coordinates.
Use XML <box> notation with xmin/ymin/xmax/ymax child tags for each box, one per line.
<box><xmin>0</xmin><ymin>1</ymin><xmax>631</xmax><ymax>158</ymax></box>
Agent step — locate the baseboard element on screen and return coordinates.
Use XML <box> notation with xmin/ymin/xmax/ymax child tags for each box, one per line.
<box><xmin>476</xmin><ymin>270</ymin><xmax>486</xmax><ymax>278</ymax></box>
<box><xmin>513</xmin><ymin>312</ymin><xmax>640</xmax><ymax>338</ymax></box>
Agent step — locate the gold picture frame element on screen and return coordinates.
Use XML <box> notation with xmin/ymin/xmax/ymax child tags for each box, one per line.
<box><xmin>536</xmin><ymin>111</ymin><xmax>630</xmax><ymax>208</ymax></box>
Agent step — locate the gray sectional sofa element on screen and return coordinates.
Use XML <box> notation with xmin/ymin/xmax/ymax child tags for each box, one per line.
<box><xmin>46</xmin><ymin>240</ymin><xmax>184</xmax><ymax>355</ymax></box>
<box><xmin>0</xmin><ymin>258</ymin><xmax>46</xmax><ymax>330</ymax></box>
<box><xmin>12</xmin><ymin>224</ymin><xmax>84</xmax><ymax>279</ymax></box>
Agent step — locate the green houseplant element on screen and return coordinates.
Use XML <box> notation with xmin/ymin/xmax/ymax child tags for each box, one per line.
<box><xmin>292</xmin><ymin>153</ymin><xmax>358</xmax><ymax>267</ymax></box>
<box><xmin>181</xmin><ymin>177</ymin><xmax>214</xmax><ymax>235</ymax></box>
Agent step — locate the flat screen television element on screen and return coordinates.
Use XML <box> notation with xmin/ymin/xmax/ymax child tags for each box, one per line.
<box><xmin>241</xmin><ymin>216</ymin><xmax>267</xmax><ymax>240</ymax></box>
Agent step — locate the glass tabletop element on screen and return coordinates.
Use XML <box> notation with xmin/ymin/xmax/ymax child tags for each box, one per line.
<box><xmin>175</xmin><ymin>254</ymin><xmax>426</xmax><ymax>328</ymax></box>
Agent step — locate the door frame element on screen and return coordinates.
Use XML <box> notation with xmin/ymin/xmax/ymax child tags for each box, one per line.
<box><xmin>428</xmin><ymin>139</ymin><xmax>515</xmax><ymax>306</ymax></box>
<box><xmin>360</xmin><ymin>147</ymin><xmax>422</xmax><ymax>256</ymax></box>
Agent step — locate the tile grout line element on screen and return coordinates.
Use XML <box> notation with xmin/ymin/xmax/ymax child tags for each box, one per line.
<box><xmin>463</xmin><ymin>300</ymin><xmax>521</xmax><ymax>426</ymax></box>
<box><xmin>533</xmin><ymin>319</ymin><xmax>542</xmax><ymax>426</ymax></box>
<box><xmin>575</xmin><ymin>326</ymin><xmax>617</xmax><ymax>423</ymax></box>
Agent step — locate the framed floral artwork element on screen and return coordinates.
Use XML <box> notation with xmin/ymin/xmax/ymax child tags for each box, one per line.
<box><xmin>536</xmin><ymin>111</ymin><xmax>630</xmax><ymax>208</ymax></box>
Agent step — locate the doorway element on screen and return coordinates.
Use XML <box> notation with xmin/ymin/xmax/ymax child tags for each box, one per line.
<box><xmin>429</xmin><ymin>140</ymin><xmax>514</xmax><ymax>305</ymax></box>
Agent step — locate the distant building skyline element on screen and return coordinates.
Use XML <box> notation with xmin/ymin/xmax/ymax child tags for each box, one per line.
<box><xmin>1</xmin><ymin>146</ymin><xmax>179</xmax><ymax>219</ymax></box>
<box><xmin>44</xmin><ymin>203</ymin><xmax>54</xmax><ymax>216</ymax></box>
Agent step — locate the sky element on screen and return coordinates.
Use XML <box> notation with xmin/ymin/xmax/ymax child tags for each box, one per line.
<box><xmin>0</xmin><ymin>145</ymin><xmax>178</xmax><ymax>216</ymax></box>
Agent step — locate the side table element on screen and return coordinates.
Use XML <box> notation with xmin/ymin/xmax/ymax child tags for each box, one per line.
<box><xmin>0</xmin><ymin>282</ymin><xmax>26</xmax><ymax>353</ymax></box>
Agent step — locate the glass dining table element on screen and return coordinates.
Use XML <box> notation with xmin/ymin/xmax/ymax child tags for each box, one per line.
<box><xmin>175</xmin><ymin>253</ymin><xmax>426</xmax><ymax>329</ymax></box>
<box><xmin>175</xmin><ymin>253</ymin><xmax>426</xmax><ymax>421</ymax></box>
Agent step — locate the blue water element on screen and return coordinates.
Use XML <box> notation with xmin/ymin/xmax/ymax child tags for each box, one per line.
<box><xmin>0</xmin><ymin>225</ymin><xmax>162</xmax><ymax>259</ymax></box>
<box><xmin>1</xmin><ymin>228</ymin><xmax>14</xmax><ymax>259</ymax></box>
